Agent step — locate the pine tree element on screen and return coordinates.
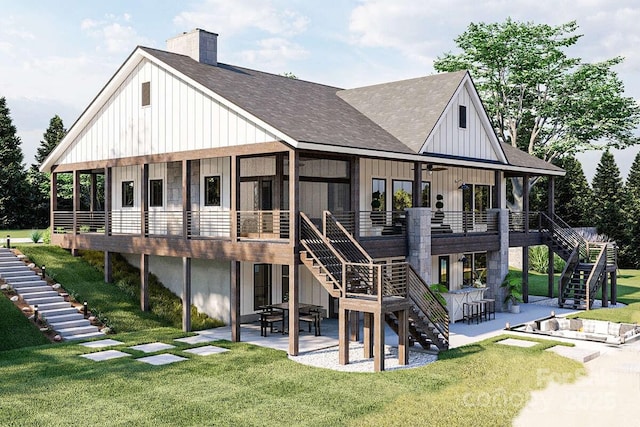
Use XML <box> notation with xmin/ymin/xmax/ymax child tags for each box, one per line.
<box><xmin>26</xmin><ymin>115</ymin><xmax>67</xmax><ymax>228</ymax></box>
<box><xmin>0</xmin><ymin>97</ymin><xmax>28</xmax><ymax>229</ymax></box>
<box><xmin>554</xmin><ymin>156</ymin><xmax>593</xmax><ymax>227</ymax></box>
<box><xmin>624</xmin><ymin>152</ymin><xmax>640</xmax><ymax>267</ymax></box>
<box><xmin>591</xmin><ymin>151</ymin><xmax>628</xmax><ymax>263</ymax></box>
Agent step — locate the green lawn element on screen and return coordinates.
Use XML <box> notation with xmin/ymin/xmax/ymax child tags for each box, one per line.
<box><xmin>0</xmin><ymin>294</ymin><xmax>50</xmax><ymax>351</ymax></box>
<box><xmin>0</xmin><ymin>229</ymin><xmax>45</xmax><ymax>240</ymax></box>
<box><xmin>0</xmin><ymin>329</ymin><xmax>582</xmax><ymax>426</ymax></box>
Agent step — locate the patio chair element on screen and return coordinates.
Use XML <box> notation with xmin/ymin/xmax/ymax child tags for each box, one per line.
<box><xmin>260</xmin><ymin>309</ymin><xmax>284</xmax><ymax>336</ymax></box>
<box><xmin>299</xmin><ymin>308</ymin><xmax>321</xmax><ymax>336</ymax></box>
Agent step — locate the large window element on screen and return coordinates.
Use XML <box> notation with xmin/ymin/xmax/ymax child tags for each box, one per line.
<box><xmin>149</xmin><ymin>179</ymin><xmax>163</xmax><ymax>207</ymax></box>
<box><xmin>371</xmin><ymin>178</ymin><xmax>386</xmax><ymax>211</ymax></box>
<box><xmin>421</xmin><ymin>181</ymin><xmax>431</xmax><ymax>207</ymax></box>
<box><xmin>439</xmin><ymin>256</ymin><xmax>450</xmax><ymax>290</ymax></box>
<box><xmin>254</xmin><ymin>264</ymin><xmax>272</xmax><ymax>310</ymax></box>
<box><xmin>463</xmin><ymin>252</ymin><xmax>487</xmax><ymax>287</ymax></box>
<box><xmin>204</xmin><ymin>176</ymin><xmax>221</xmax><ymax>206</ymax></box>
<box><xmin>392</xmin><ymin>179</ymin><xmax>412</xmax><ymax>210</ymax></box>
<box><xmin>121</xmin><ymin>181</ymin><xmax>134</xmax><ymax>207</ymax></box>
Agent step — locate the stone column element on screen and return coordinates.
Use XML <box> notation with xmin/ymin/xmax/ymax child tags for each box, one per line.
<box><xmin>406</xmin><ymin>207</ymin><xmax>432</xmax><ymax>284</ymax></box>
<box><xmin>487</xmin><ymin>208</ymin><xmax>509</xmax><ymax>310</ymax></box>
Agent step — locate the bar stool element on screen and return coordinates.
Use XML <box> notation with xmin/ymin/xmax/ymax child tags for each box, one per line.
<box><xmin>463</xmin><ymin>301</ymin><xmax>481</xmax><ymax>324</ymax></box>
<box><xmin>478</xmin><ymin>299</ymin><xmax>496</xmax><ymax>321</ymax></box>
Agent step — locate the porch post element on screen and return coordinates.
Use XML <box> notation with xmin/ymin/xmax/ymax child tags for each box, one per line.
<box><xmin>349</xmin><ymin>312</ymin><xmax>359</xmax><ymax>341</ymax></box>
<box><xmin>105</xmin><ymin>167</ymin><xmax>112</xmax><ymax>236</ymax></box>
<box><xmin>72</xmin><ymin>170</ymin><xmax>80</xmax><ymax>256</ymax></box>
<box><xmin>104</xmin><ymin>252</ymin><xmax>112</xmax><ymax>284</ymax></box>
<box><xmin>547</xmin><ymin>177</ymin><xmax>555</xmax><ymax>297</ymax></box>
<box><xmin>397</xmin><ymin>309</ymin><xmax>409</xmax><ymax>366</ymax></box>
<box><xmin>50</xmin><ymin>172</ymin><xmax>57</xmax><ymax>232</ymax></box>
<box><xmin>373</xmin><ymin>310</ymin><xmax>385</xmax><ymax>372</ymax></box>
<box><xmin>412</xmin><ymin>161</ymin><xmax>422</xmax><ymax>207</ymax></box>
<box><xmin>230</xmin><ymin>155</ymin><xmax>238</xmax><ymax>241</ymax></box>
<box><xmin>522</xmin><ymin>175</ymin><xmax>530</xmax><ymax>303</ymax></box>
<box><xmin>488</xmin><ymin>209</ymin><xmax>509</xmax><ymax>310</ymax></box>
<box><xmin>611</xmin><ymin>271</ymin><xmax>617</xmax><ymax>305</ymax></box>
<box><xmin>141</xmin><ymin>164</ymin><xmax>148</xmax><ymax>237</ymax></box>
<box><xmin>90</xmin><ymin>173</ymin><xmax>97</xmax><ymax>212</ymax></box>
<box><xmin>339</xmin><ymin>307</ymin><xmax>350</xmax><ymax>365</ymax></box>
<box><xmin>182</xmin><ymin>159</ymin><xmax>191</xmax><ymax>239</ymax></box>
<box><xmin>182</xmin><ymin>257</ymin><xmax>192</xmax><ymax>332</ymax></box>
<box><xmin>363</xmin><ymin>312</ymin><xmax>373</xmax><ymax>358</ymax></box>
<box><xmin>288</xmin><ymin>149</ymin><xmax>300</xmax><ymax>356</ymax></box>
<box><xmin>230</xmin><ymin>260</ymin><xmax>240</xmax><ymax>342</ymax></box>
<box><xmin>406</xmin><ymin>208</ymin><xmax>432</xmax><ymax>284</ymax></box>
<box><xmin>351</xmin><ymin>156</ymin><xmax>360</xmax><ymax>236</ymax></box>
<box><xmin>140</xmin><ymin>254</ymin><xmax>149</xmax><ymax>311</ymax></box>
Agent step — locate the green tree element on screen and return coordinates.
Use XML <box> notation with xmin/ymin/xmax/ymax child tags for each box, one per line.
<box><xmin>0</xmin><ymin>97</ymin><xmax>28</xmax><ymax>229</ymax></box>
<box><xmin>624</xmin><ymin>152</ymin><xmax>640</xmax><ymax>267</ymax></box>
<box><xmin>434</xmin><ymin>19</ymin><xmax>640</xmax><ymax>210</ymax></box>
<box><xmin>591</xmin><ymin>151</ymin><xmax>627</xmax><ymax>261</ymax></box>
<box><xmin>26</xmin><ymin>115</ymin><xmax>67</xmax><ymax>228</ymax></box>
<box><xmin>553</xmin><ymin>156</ymin><xmax>593</xmax><ymax>226</ymax></box>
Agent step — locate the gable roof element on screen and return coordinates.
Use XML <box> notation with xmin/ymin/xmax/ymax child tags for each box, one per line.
<box><xmin>499</xmin><ymin>143</ymin><xmax>564</xmax><ymax>174</ymax></box>
<box><xmin>140</xmin><ymin>47</ymin><xmax>414</xmax><ymax>156</ymax></box>
<box><xmin>337</xmin><ymin>71</ymin><xmax>468</xmax><ymax>153</ymax></box>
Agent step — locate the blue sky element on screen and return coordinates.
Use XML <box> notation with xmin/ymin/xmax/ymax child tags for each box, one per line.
<box><xmin>2</xmin><ymin>0</ymin><xmax>640</xmax><ymax>181</ymax></box>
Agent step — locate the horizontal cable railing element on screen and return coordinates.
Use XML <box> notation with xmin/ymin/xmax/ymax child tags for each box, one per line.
<box><xmin>324</xmin><ymin>211</ymin><xmax>371</xmax><ymax>264</ymax></box>
<box><xmin>508</xmin><ymin>211</ymin><xmax>543</xmax><ymax>231</ymax></box>
<box><xmin>380</xmin><ymin>262</ymin><xmax>408</xmax><ymax>298</ymax></box>
<box><xmin>146</xmin><ymin>211</ymin><xmax>184</xmax><ymax>237</ymax></box>
<box><xmin>109</xmin><ymin>211</ymin><xmax>142</xmax><ymax>235</ymax></box>
<box><xmin>188</xmin><ymin>211</ymin><xmax>231</xmax><ymax>238</ymax></box>
<box><xmin>75</xmin><ymin>212</ymin><xmax>106</xmax><ymax>233</ymax></box>
<box><xmin>407</xmin><ymin>264</ymin><xmax>449</xmax><ymax>343</ymax></box>
<box><xmin>237</xmin><ymin>210</ymin><xmax>290</xmax><ymax>240</ymax></box>
<box><xmin>433</xmin><ymin>210</ymin><xmax>499</xmax><ymax>234</ymax></box>
<box><xmin>52</xmin><ymin>211</ymin><xmax>74</xmax><ymax>234</ymax></box>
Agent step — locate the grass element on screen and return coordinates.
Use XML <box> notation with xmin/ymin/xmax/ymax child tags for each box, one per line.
<box><xmin>0</xmin><ymin>294</ymin><xmax>50</xmax><ymax>351</ymax></box>
<box><xmin>0</xmin><ymin>229</ymin><xmax>46</xmax><ymax>240</ymax></box>
<box><xmin>0</xmin><ymin>329</ymin><xmax>582</xmax><ymax>426</ymax></box>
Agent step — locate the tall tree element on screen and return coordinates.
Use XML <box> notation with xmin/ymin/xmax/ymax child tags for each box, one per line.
<box><xmin>624</xmin><ymin>152</ymin><xmax>640</xmax><ymax>267</ymax></box>
<box><xmin>0</xmin><ymin>97</ymin><xmax>28</xmax><ymax>229</ymax></box>
<box><xmin>26</xmin><ymin>115</ymin><xmax>67</xmax><ymax>228</ymax></box>
<box><xmin>591</xmin><ymin>151</ymin><xmax>627</xmax><ymax>256</ymax></box>
<box><xmin>553</xmin><ymin>156</ymin><xmax>593</xmax><ymax>226</ymax></box>
<box><xmin>434</xmin><ymin>19</ymin><xmax>640</xmax><ymax>210</ymax></box>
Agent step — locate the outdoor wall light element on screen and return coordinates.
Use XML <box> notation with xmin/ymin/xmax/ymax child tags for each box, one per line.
<box><xmin>83</xmin><ymin>301</ymin><xmax>88</xmax><ymax>317</ymax></box>
<box><xmin>459</xmin><ymin>256</ymin><xmax>467</xmax><ymax>263</ymax></box>
<box><xmin>455</xmin><ymin>179</ymin><xmax>469</xmax><ymax>190</ymax></box>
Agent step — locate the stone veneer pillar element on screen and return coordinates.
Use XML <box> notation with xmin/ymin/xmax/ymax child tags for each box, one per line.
<box><xmin>487</xmin><ymin>208</ymin><xmax>509</xmax><ymax>311</ymax></box>
<box><xmin>406</xmin><ymin>208</ymin><xmax>432</xmax><ymax>284</ymax></box>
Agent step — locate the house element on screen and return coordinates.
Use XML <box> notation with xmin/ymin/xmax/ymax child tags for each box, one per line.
<box><xmin>41</xmin><ymin>29</ymin><xmax>618</xmax><ymax>371</ymax></box>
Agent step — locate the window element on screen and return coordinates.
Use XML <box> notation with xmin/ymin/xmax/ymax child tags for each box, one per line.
<box><xmin>421</xmin><ymin>181</ymin><xmax>431</xmax><ymax>207</ymax></box>
<box><xmin>141</xmin><ymin>82</ymin><xmax>150</xmax><ymax>107</ymax></box>
<box><xmin>439</xmin><ymin>256</ymin><xmax>450</xmax><ymax>290</ymax></box>
<box><xmin>149</xmin><ymin>179</ymin><xmax>163</xmax><ymax>207</ymax></box>
<box><xmin>204</xmin><ymin>176</ymin><xmax>221</xmax><ymax>206</ymax></box>
<box><xmin>371</xmin><ymin>178</ymin><xmax>386</xmax><ymax>211</ymax></box>
<box><xmin>463</xmin><ymin>252</ymin><xmax>487</xmax><ymax>287</ymax></box>
<box><xmin>121</xmin><ymin>181</ymin><xmax>134</xmax><ymax>207</ymax></box>
<box><xmin>459</xmin><ymin>105</ymin><xmax>467</xmax><ymax>128</ymax></box>
<box><xmin>254</xmin><ymin>264</ymin><xmax>272</xmax><ymax>310</ymax></box>
<box><xmin>392</xmin><ymin>179</ymin><xmax>412</xmax><ymax>210</ymax></box>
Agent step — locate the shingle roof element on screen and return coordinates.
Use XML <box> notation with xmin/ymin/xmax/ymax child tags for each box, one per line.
<box><xmin>500</xmin><ymin>143</ymin><xmax>564</xmax><ymax>173</ymax></box>
<box><xmin>141</xmin><ymin>47</ymin><xmax>414</xmax><ymax>155</ymax></box>
<box><xmin>337</xmin><ymin>71</ymin><xmax>467</xmax><ymax>153</ymax></box>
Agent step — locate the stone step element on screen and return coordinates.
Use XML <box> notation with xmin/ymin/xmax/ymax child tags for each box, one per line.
<box><xmin>40</xmin><ymin>307</ymin><xmax>81</xmax><ymax>318</ymax></box>
<box><xmin>18</xmin><ymin>290</ymin><xmax>59</xmax><ymax>299</ymax></box>
<box><xmin>2</xmin><ymin>273</ymin><xmax>39</xmax><ymax>281</ymax></box>
<box><xmin>34</xmin><ymin>301</ymin><xmax>73</xmax><ymax>312</ymax></box>
<box><xmin>58</xmin><ymin>325</ymin><xmax>100</xmax><ymax>338</ymax></box>
<box><xmin>12</xmin><ymin>285</ymin><xmax>52</xmax><ymax>293</ymax></box>
<box><xmin>7</xmin><ymin>279</ymin><xmax>47</xmax><ymax>287</ymax></box>
<box><xmin>0</xmin><ymin>261</ymin><xmax>25</xmax><ymax>267</ymax></box>
<box><xmin>43</xmin><ymin>312</ymin><xmax>84</xmax><ymax>323</ymax></box>
<box><xmin>63</xmin><ymin>331</ymin><xmax>105</xmax><ymax>341</ymax></box>
<box><xmin>49</xmin><ymin>319</ymin><xmax>92</xmax><ymax>330</ymax></box>
<box><xmin>27</xmin><ymin>295</ymin><xmax>65</xmax><ymax>305</ymax></box>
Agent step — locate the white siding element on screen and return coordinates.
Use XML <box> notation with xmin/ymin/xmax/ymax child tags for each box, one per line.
<box><xmin>111</xmin><ymin>166</ymin><xmax>141</xmax><ymax>234</ymax></box>
<box><xmin>423</xmin><ymin>82</ymin><xmax>499</xmax><ymax>161</ymax></box>
<box><xmin>56</xmin><ymin>59</ymin><xmax>279</xmax><ymax>165</ymax></box>
<box><xmin>200</xmin><ymin>158</ymin><xmax>231</xmax><ymax>210</ymax></box>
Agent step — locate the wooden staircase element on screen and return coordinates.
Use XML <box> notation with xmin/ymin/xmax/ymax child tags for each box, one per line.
<box><xmin>540</xmin><ymin>213</ymin><xmax>616</xmax><ymax>309</ymax></box>
<box><xmin>300</xmin><ymin>212</ymin><xmax>449</xmax><ymax>351</ymax></box>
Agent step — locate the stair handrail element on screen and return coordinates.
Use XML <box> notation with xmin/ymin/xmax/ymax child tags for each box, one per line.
<box><xmin>300</xmin><ymin>213</ymin><xmax>348</xmax><ymax>296</ymax></box>
<box><xmin>323</xmin><ymin>211</ymin><xmax>373</xmax><ymax>264</ymax></box>
<box><xmin>406</xmin><ymin>264</ymin><xmax>449</xmax><ymax>346</ymax></box>
<box><xmin>540</xmin><ymin>212</ymin><xmax>587</xmax><ymax>260</ymax></box>
<box><xmin>558</xmin><ymin>245</ymin><xmax>581</xmax><ymax>305</ymax></box>
<box><xmin>585</xmin><ymin>244</ymin><xmax>608</xmax><ymax>310</ymax></box>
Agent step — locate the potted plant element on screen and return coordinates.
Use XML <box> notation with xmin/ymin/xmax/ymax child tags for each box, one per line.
<box><xmin>370</xmin><ymin>191</ymin><xmax>385</xmax><ymax>226</ymax></box>
<box><xmin>501</xmin><ymin>273</ymin><xmax>522</xmax><ymax>313</ymax></box>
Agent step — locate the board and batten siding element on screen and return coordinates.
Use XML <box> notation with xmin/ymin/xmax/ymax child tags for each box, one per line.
<box><xmin>200</xmin><ymin>157</ymin><xmax>231</xmax><ymax>210</ymax></box>
<box><xmin>423</xmin><ymin>83</ymin><xmax>498</xmax><ymax>161</ymax></box>
<box><xmin>360</xmin><ymin>159</ymin><xmax>494</xmax><ymax>212</ymax></box>
<box><xmin>55</xmin><ymin>59</ymin><xmax>279</xmax><ymax>166</ymax></box>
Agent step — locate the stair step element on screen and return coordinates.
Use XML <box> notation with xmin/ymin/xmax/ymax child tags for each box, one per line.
<box><xmin>18</xmin><ymin>290</ymin><xmax>59</xmax><ymax>299</ymax></box>
<box><xmin>58</xmin><ymin>325</ymin><xmax>100</xmax><ymax>337</ymax></box>
<box><xmin>50</xmin><ymin>319</ymin><xmax>92</xmax><ymax>329</ymax></box>
<box><xmin>0</xmin><ymin>262</ymin><xmax>26</xmax><ymax>268</ymax></box>
<box><xmin>34</xmin><ymin>301</ymin><xmax>73</xmax><ymax>312</ymax></box>
<box><xmin>63</xmin><ymin>331</ymin><xmax>105</xmax><ymax>341</ymax></box>
<box><xmin>4</xmin><ymin>275</ymin><xmax>40</xmax><ymax>283</ymax></box>
<box><xmin>9</xmin><ymin>280</ymin><xmax>48</xmax><ymax>288</ymax></box>
<box><xmin>40</xmin><ymin>307</ymin><xmax>82</xmax><ymax>317</ymax></box>
<box><xmin>43</xmin><ymin>312</ymin><xmax>84</xmax><ymax>323</ymax></box>
<box><xmin>0</xmin><ymin>270</ymin><xmax>37</xmax><ymax>278</ymax></box>
<box><xmin>13</xmin><ymin>285</ymin><xmax>52</xmax><ymax>293</ymax></box>
<box><xmin>27</xmin><ymin>295</ymin><xmax>65</xmax><ymax>305</ymax></box>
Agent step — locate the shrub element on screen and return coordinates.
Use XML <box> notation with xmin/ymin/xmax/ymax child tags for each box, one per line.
<box><xmin>528</xmin><ymin>245</ymin><xmax>565</xmax><ymax>273</ymax></box>
<box><xmin>30</xmin><ymin>230</ymin><xmax>43</xmax><ymax>244</ymax></box>
<box><xmin>42</xmin><ymin>228</ymin><xmax>51</xmax><ymax>244</ymax></box>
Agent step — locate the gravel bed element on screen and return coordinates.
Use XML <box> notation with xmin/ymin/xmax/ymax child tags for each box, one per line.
<box><xmin>289</xmin><ymin>342</ymin><xmax>438</xmax><ymax>372</ymax></box>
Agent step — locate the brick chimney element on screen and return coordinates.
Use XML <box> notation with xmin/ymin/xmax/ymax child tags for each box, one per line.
<box><xmin>166</xmin><ymin>28</ymin><xmax>218</xmax><ymax>66</ymax></box>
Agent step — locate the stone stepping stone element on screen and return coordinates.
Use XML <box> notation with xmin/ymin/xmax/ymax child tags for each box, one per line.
<box><xmin>79</xmin><ymin>339</ymin><xmax>124</xmax><ymax>348</ymax></box>
<box><xmin>129</xmin><ymin>342</ymin><xmax>175</xmax><ymax>353</ymax></box>
<box><xmin>136</xmin><ymin>354</ymin><xmax>187</xmax><ymax>366</ymax></box>
<box><xmin>174</xmin><ymin>335</ymin><xmax>217</xmax><ymax>345</ymax></box>
<box><xmin>496</xmin><ymin>338</ymin><xmax>538</xmax><ymax>348</ymax></box>
<box><xmin>81</xmin><ymin>350</ymin><xmax>131</xmax><ymax>362</ymax></box>
<box><xmin>183</xmin><ymin>345</ymin><xmax>229</xmax><ymax>356</ymax></box>
<box><xmin>546</xmin><ymin>345</ymin><xmax>600</xmax><ymax>363</ymax></box>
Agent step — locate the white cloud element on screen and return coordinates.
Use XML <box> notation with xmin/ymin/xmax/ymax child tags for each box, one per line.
<box><xmin>173</xmin><ymin>0</ymin><xmax>309</xmax><ymax>37</ymax></box>
<box><xmin>80</xmin><ymin>13</ymin><xmax>151</xmax><ymax>53</ymax></box>
<box><xmin>239</xmin><ymin>37</ymin><xmax>308</xmax><ymax>67</ymax></box>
